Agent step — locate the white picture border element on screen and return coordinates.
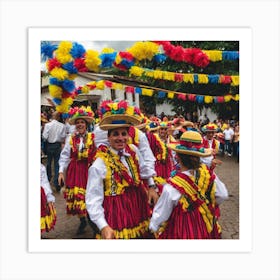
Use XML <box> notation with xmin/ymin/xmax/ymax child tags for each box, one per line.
<box><xmin>28</xmin><ymin>27</ymin><xmax>252</xmax><ymax>253</ymax></box>
<box><xmin>1</xmin><ymin>0</ymin><xmax>279</xmax><ymax>279</ymax></box>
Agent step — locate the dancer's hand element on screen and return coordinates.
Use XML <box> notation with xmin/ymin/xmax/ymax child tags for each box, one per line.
<box><xmin>58</xmin><ymin>172</ymin><xmax>65</xmax><ymax>187</ymax></box>
<box><xmin>101</xmin><ymin>226</ymin><xmax>115</xmax><ymax>239</ymax></box>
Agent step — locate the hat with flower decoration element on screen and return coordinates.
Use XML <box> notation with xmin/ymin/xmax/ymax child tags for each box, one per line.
<box><xmin>158</xmin><ymin>121</ymin><xmax>169</xmax><ymax>129</ymax></box>
<box><xmin>202</xmin><ymin>123</ymin><xmax>218</xmax><ymax>133</ymax></box>
<box><xmin>98</xmin><ymin>100</ymin><xmax>142</xmax><ymax>130</ymax></box>
<box><xmin>168</xmin><ymin>130</ymin><xmax>211</xmax><ymax>157</ymax></box>
<box><xmin>148</xmin><ymin>121</ymin><xmax>159</xmax><ymax>131</ymax></box>
<box><xmin>68</xmin><ymin>106</ymin><xmax>95</xmax><ymax>125</ymax></box>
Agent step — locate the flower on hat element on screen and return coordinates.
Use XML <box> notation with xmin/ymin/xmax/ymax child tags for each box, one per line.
<box><xmin>202</xmin><ymin>123</ymin><xmax>218</xmax><ymax>132</ymax></box>
<box><xmin>68</xmin><ymin>106</ymin><xmax>94</xmax><ymax>124</ymax></box>
<box><xmin>98</xmin><ymin>100</ymin><xmax>141</xmax><ymax>120</ymax></box>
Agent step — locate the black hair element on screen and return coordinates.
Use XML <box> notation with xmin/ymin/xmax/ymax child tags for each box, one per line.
<box><xmin>177</xmin><ymin>153</ymin><xmax>201</xmax><ymax>170</ymax></box>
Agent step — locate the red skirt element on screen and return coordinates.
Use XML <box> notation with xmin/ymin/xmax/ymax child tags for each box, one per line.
<box><xmin>159</xmin><ymin>205</ymin><xmax>214</xmax><ymax>239</ymax></box>
<box><xmin>64</xmin><ymin>159</ymin><xmax>88</xmax><ymax>216</ymax></box>
<box><xmin>41</xmin><ymin>187</ymin><xmax>56</xmax><ymax>233</ymax></box>
<box><xmin>97</xmin><ymin>186</ymin><xmax>151</xmax><ymax>239</ymax></box>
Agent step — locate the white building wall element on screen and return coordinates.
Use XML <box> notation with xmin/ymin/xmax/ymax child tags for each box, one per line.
<box><xmin>155</xmin><ymin>102</ymin><xmax>218</xmax><ymax>122</ymax></box>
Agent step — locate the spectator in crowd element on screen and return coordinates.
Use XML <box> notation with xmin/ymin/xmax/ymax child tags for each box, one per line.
<box><xmin>223</xmin><ymin>124</ymin><xmax>234</xmax><ymax>156</ymax></box>
<box><xmin>232</xmin><ymin>124</ymin><xmax>240</xmax><ymax>162</ymax></box>
<box><xmin>42</xmin><ymin>111</ymin><xmax>66</xmax><ymax>192</ymax></box>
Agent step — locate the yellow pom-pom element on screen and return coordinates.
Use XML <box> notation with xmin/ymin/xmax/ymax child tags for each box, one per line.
<box><xmin>183</xmin><ymin>74</ymin><xmax>194</xmax><ymax>84</ymax></box>
<box><xmin>129</xmin><ymin>66</ymin><xmax>144</xmax><ymax>77</ymax></box>
<box><xmin>50</xmin><ymin>67</ymin><xmax>69</xmax><ymax>80</ymax></box>
<box><xmin>101</xmin><ymin>47</ymin><xmax>115</xmax><ymax>54</ymax></box>
<box><xmin>54</xmin><ymin>41</ymin><xmax>73</xmax><ymax>64</ymax></box>
<box><xmin>224</xmin><ymin>95</ymin><xmax>232</xmax><ymax>102</ymax></box>
<box><xmin>49</xmin><ymin>85</ymin><xmax>63</xmax><ymax>98</ymax></box>
<box><xmin>81</xmin><ymin>86</ymin><xmax>89</xmax><ymax>93</ymax></box>
<box><xmin>198</xmin><ymin>74</ymin><xmax>209</xmax><ymax>84</ymax></box>
<box><xmin>127</xmin><ymin>41</ymin><xmax>159</xmax><ymax>61</ymax></box>
<box><xmin>142</xmin><ymin>88</ymin><xmax>154</xmax><ymax>96</ymax></box>
<box><xmin>96</xmin><ymin>80</ymin><xmax>105</xmax><ymax>90</ymax></box>
<box><xmin>204</xmin><ymin>96</ymin><xmax>213</xmax><ymax>103</ymax></box>
<box><xmin>231</xmin><ymin>76</ymin><xmax>239</xmax><ymax>86</ymax></box>
<box><xmin>167</xmin><ymin>91</ymin><xmax>175</xmax><ymax>99</ymax></box>
<box><xmin>85</xmin><ymin>50</ymin><xmax>101</xmax><ymax>72</ymax></box>
<box><xmin>203</xmin><ymin>50</ymin><xmax>222</xmax><ymax>62</ymax></box>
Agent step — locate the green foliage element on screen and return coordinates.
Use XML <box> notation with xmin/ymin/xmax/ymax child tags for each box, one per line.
<box><xmin>107</xmin><ymin>41</ymin><xmax>239</xmax><ymax>119</ymax></box>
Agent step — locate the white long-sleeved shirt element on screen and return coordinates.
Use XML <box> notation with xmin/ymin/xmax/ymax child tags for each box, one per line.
<box><xmin>86</xmin><ymin>145</ymin><xmax>154</xmax><ymax>231</ymax></box>
<box><xmin>40</xmin><ymin>164</ymin><xmax>55</xmax><ymax>203</ymax></box>
<box><xmin>58</xmin><ymin>136</ymin><xmax>72</xmax><ymax>173</ymax></box>
<box><xmin>42</xmin><ymin>120</ymin><xmax>66</xmax><ymax>143</ymax></box>
<box><xmin>94</xmin><ymin>126</ymin><xmax>156</xmax><ymax>185</ymax></box>
<box><xmin>149</xmin><ymin>168</ymin><xmax>228</xmax><ymax>232</ymax></box>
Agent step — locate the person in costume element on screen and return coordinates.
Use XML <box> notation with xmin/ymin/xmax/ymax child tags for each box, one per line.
<box><xmin>58</xmin><ymin>106</ymin><xmax>97</xmax><ymax>235</ymax></box>
<box><xmin>94</xmin><ymin>109</ymin><xmax>159</xmax><ymax>206</ymax></box>
<box><xmin>201</xmin><ymin>123</ymin><xmax>221</xmax><ymax>170</ymax></box>
<box><xmin>41</xmin><ymin>163</ymin><xmax>56</xmax><ymax>234</ymax></box>
<box><xmin>149</xmin><ymin>130</ymin><xmax>222</xmax><ymax>239</ymax></box>
<box><xmin>200</xmin><ymin>123</ymin><xmax>228</xmax><ymax>206</ymax></box>
<box><xmin>86</xmin><ymin>100</ymin><xmax>155</xmax><ymax>239</ymax></box>
<box><xmin>153</xmin><ymin>122</ymin><xmax>175</xmax><ymax>180</ymax></box>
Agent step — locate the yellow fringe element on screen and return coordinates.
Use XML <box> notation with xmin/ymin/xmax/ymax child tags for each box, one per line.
<box><xmin>96</xmin><ymin>220</ymin><xmax>150</xmax><ymax>239</ymax></box>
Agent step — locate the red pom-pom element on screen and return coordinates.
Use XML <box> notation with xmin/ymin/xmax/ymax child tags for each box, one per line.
<box><xmin>47</xmin><ymin>58</ymin><xmax>61</xmax><ymax>71</ymax></box>
<box><xmin>74</xmin><ymin>58</ymin><xmax>88</xmax><ymax>72</ymax></box>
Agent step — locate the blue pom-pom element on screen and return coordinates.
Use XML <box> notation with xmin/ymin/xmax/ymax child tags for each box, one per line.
<box><xmin>49</xmin><ymin>77</ymin><xmax>62</xmax><ymax>86</ymax></box>
<box><xmin>154</xmin><ymin>54</ymin><xmax>166</xmax><ymax>63</ymax></box>
<box><xmin>100</xmin><ymin>52</ymin><xmax>117</xmax><ymax>68</ymax></box>
<box><xmin>62</xmin><ymin>79</ymin><xmax>75</xmax><ymax>92</ymax></box>
<box><xmin>135</xmin><ymin>87</ymin><xmax>142</xmax><ymax>94</ymax></box>
<box><xmin>222</xmin><ymin>51</ymin><xmax>239</xmax><ymax>60</ymax></box>
<box><xmin>208</xmin><ymin>74</ymin><xmax>219</xmax><ymax>84</ymax></box>
<box><xmin>193</xmin><ymin>74</ymin><xmax>198</xmax><ymax>83</ymax></box>
<box><xmin>196</xmin><ymin>95</ymin><xmax>204</xmax><ymax>103</ymax></box>
<box><xmin>158</xmin><ymin>91</ymin><xmax>166</xmax><ymax>98</ymax></box>
<box><xmin>53</xmin><ymin>98</ymin><xmax>62</xmax><ymax>105</ymax></box>
<box><xmin>62</xmin><ymin>62</ymin><xmax>78</xmax><ymax>74</ymax></box>
<box><xmin>121</xmin><ymin>59</ymin><xmax>134</xmax><ymax>69</ymax></box>
<box><xmin>70</xmin><ymin>42</ymin><xmax>86</xmax><ymax>58</ymax></box>
<box><xmin>41</xmin><ymin>41</ymin><xmax>57</xmax><ymax>61</ymax></box>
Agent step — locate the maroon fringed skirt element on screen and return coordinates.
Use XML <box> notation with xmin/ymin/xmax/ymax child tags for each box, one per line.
<box><xmin>159</xmin><ymin>205</ymin><xmax>214</xmax><ymax>239</ymax></box>
<box><xmin>101</xmin><ymin>186</ymin><xmax>151</xmax><ymax>239</ymax></box>
<box><xmin>64</xmin><ymin>159</ymin><xmax>88</xmax><ymax>216</ymax></box>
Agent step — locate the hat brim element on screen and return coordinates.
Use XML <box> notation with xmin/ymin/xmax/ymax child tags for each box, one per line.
<box><xmin>99</xmin><ymin>123</ymin><xmax>131</xmax><ymax>131</ymax></box>
<box><xmin>136</xmin><ymin>122</ymin><xmax>148</xmax><ymax>130</ymax></box>
<box><xmin>69</xmin><ymin>116</ymin><xmax>94</xmax><ymax>125</ymax></box>
<box><xmin>99</xmin><ymin>114</ymin><xmax>140</xmax><ymax>130</ymax></box>
<box><xmin>148</xmin><ymin>127</ymin><xmax>159</xmax><ymax>131</ymax></box>
<box><xmin>167</xmin><ymin>143</ymin><xmax>212</xmax><ymax>157</ymax></box>
<box><xmin>182</xmin><ymin>121</ymin><xmax>194</xmax><ymax>127</ymax></box>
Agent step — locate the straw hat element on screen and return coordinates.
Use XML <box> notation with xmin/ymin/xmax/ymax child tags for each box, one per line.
<box><xmin>68</xmin><ymin>106</ymin><xmax>95</xmax><ymax>125</ymax></box>
<box><xmin>148</xmin><ymin>121</ymin><xmax>159</xmax><ymax>131</ymax></box>
<box><xmin>181</xmin><ymin>121</ymin><xmax>194</xmax><ymax>128</ymax></box>
<box><xmin>98</xmin><ymin>100</ymin><xmax>141</xmax><ymax>130</ymax></box>
<box><xmin>167</xmin><ymin>130</ymin><xmax>211</xmax><ymax>157</ymax></box>
<box><xmin>202</xmin><ymin>123</ymin><xmax>218</xmax><ymax>133</ymax></box>
<box><xmin>135</xmin><ymin>115</ymin><xmax>150</xmax><ymax>130</ymax></box>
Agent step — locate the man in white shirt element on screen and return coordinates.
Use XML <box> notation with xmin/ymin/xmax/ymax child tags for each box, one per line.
<box><xmin>223</xmin><ymin>124</ymin><xmax>234</xmax><ymax>156</ymax></box>
<box><xmin>42</xmin><ymin>111</ymin><xmax>66</xmax><ymax>191</ymax></box>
